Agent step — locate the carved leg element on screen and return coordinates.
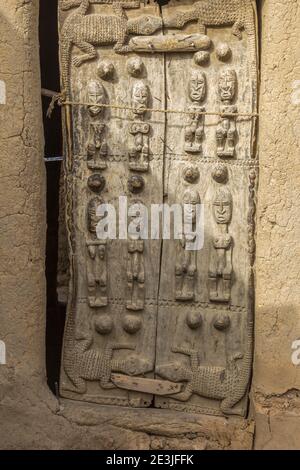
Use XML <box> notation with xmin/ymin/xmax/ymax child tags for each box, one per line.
<box><xmin>216</xmin><ymin>126</ymin><xmax>226</xmax><ymax>155</ymax></box>
<box><xmin>227</xmin><ymin>125</ymin><xmax>236</xmax><ymax>157</ymax></box>
<box><xmin>64</xmin><ymin>375</ymin><xmax>87</xmax><ymax>394</ymax></box>
<box><xmin>197</xmin><ymin>20</ymin><xmax>206</xmax><ymax>35</ymax></box>
<box><xmin>220</xmin><ymin>396</ymin><xmax>240</xmax><ymax>415</ymax></box>
<box><xmin>72</xmin><ymin>41</ymin><xmax>97</xmax><ymax>67</ymax></box>
<box><xmin>175</xmin><ymin>272</ymin><xmax>183</xmax><ymax>300</ymax></box>
<box><xmin>87</xmin><ymin>273</ymin><xmax>96</xmax><ymax>307</ymax></box>
<box><xmin>222</xmin><ymin>276</ymin><xmax>231</xmax><ymax>302</ymax></box>
<box><xmin>136</xmin><ymin>280</ymin><xmax>145</xmax><ymax>311</ymax></box>
<box><xmin>172</xmin><ymin>347</ymin><xmax>199</xmax><ymax>369</ymax></box>
<box><xmin>194</xmin><ymin>126</ymin><xmax>203</xmax><ymax>152</ymax></box>
<box><xmin>114</xmin><ymin>42</ymin><xmax>132</xmax><ymax>54</ymax></box>
<box><xmin>168</xmin><ymin>384</ymin><xmax>193</xmax><ymax>402</ymax></box>
<box><xmin>184</xmin><ymin>267</ymin><xmax>196</xmax><ymax>301</ymax></box>
<box><xmin>232</xmin><ymin>21</ymin><xmax>244</xmax><ymax>40</ymax></box>
<box><xmin>209</xmin><ymin>274</ymin><xmax>218</xmax><ymax>301</ymax></box>
<box><xmin>184</xmin><ymin>125</ymin><xmax>194</xmax><ymax>152</ymax></box>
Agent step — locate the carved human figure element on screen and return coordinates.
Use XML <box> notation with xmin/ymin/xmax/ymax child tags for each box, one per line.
<box><xmin>126</xmin><ymin>237</ymin><xmax>145</xmax><ymax>311</ymax></box>
<box><xmin>216</xmin><ymin>69</ymin><xmax>238</xmax><ymax>158</ymax></box>
<box><xmin>87</xmin><ymin>196</ymin><xmax>103</xmax><ymax>236</ymax></box>
<box><xmin>209</xmin><ymin>188</ymin><xmax>233</xmax><ymax>302</ymax></box>
<box><xmin>184</xmin><ymin>71</ymin><xmax>206</xmax><ymax>154</ymax></box>
<box><xmin>86</xmin><ymin>80</ymin><xmax>108</xmax><ymax>170</ymax></box>
<box><xmin>86</xmin><ymin>240</ymin><xmax>108</xmax><ymax>308</ymax></box>
<box><xmin>175</xmin><ymin>189</ymin><xmax>200</xmax><ymax>301</ymax></box>
<box><xmin>129</xmin><ymin>81</ymin><xmax>150</xmax><ymax>172</ymax></box>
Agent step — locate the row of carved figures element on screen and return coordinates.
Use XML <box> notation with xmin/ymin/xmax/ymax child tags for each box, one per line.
<box><xmin>84</xmin><ymin>66</ymin><xmax>238</xmax><ymax>178</ymax></box>
<box><xmin>185</xmin><ymin>68</ymin><xmax>238</xmax><ymax>157</ymax></box>
<box><xmin>85</xmin><ymin>179</ymin><xmax>233</xmax><ymax>313</ymax></box>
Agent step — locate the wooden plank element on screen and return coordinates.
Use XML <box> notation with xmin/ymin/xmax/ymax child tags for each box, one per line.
<box><xmin>111</xmin><ymin>374</ymin><xmax>182</xmax><ymax>395</ymax></box>
<box><xmin>129</xmin><ymin>34</ymin><xmax>211</xmax><ymax>52</ymax></box>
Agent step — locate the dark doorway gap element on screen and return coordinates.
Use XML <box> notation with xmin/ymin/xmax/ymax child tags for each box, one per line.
<box><xmin>39</xmin><ymin>0</ymin><xmax>65</xmax><ymax>395</ymax></box>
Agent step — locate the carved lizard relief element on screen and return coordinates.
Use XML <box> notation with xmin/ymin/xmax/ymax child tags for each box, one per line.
<box><xmin>164</xmin><ymin>0</ymin><xmax>257</xmax><ymax>79</ymax></box>
<box><xmin>60</xmin><ymin>0</ymin><xmax>162</xmax><ymax>96</ymax></box>
<box><xmin>62</xmin><ymin>308</ymin><xmax>149</xmax><ymax>394</ymax></box>
<box><xmin>156</xmin><ymin>306</ymin><xmax>253</xmax><ymax>414</ymax></box>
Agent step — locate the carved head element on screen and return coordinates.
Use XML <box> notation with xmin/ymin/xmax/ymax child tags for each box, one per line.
<box><xmin>213</xmin><ymin>187</ymin><xmax>233</xmax><ymax>224</ymax></box>
<box><xmin>132</xmin><ymin>82</ymin><xmax>149</xmax><ymax>115</ymax></box>
<box><xmin>156</xmin><ymin>362</ymin><xmax>189</xmax><ymax>383</ymax></box>
<box><xmin>183</xmin><ymin>188</ymin><xmax>201</xmax><ymax>224</ymax></box>
<box><xmin>87</xmin><ymin>80</ymin><xmax>105</xmax><ymax>117</ymax></box>
<box><xmin>218</xmin><ymin>69</ymin><xmax>237</xmax><ymax>102</ymax></box>
<box><xmin>127</xmin><ymin>15</ymin><xmax>162</xmax><ymax>36</ymax></box>
<box><xmin>189</xmin><ymin>71</ymin><xmax>206</xmax><ymax>102</ymax></box>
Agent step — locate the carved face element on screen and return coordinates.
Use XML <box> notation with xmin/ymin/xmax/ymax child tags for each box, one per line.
<box><xmin>213</xmin><ymin>188</ymin><xmax>233</xmax><ymax>224</ymax></box>
<box><xmin>132</xmin><ymin>82</ymin><xmax>149</xmax><ymax>115</ymax></box>
<box><xmin>183</xmin><ymin>189</ymin><xmax>201</xmax><ymax>223</ymax></box>
<box><xmin>218</xmin><ymin>69</ymin><xmax>237</xmax><ymax>102</ymax></box>
<box><xmin>189</xmin><ymin>71</ymin><xmax>206</xmax><ymax>102</ymax></box>
<box><xmin>87</xmin><ymin>81</ymin><xmax>105</xmax><ymax>117</ymax></box>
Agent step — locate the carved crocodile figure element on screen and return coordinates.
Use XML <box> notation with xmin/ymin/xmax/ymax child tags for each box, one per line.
<box><xmin>156</xmin><ymin>306</ymin><xmax>253</xmax><ymax>415</ymax></box>
<box><xmin>62</xmin><ymin>307</ymin><xmax>147</xmax><ymax>394</ymax></box>
<box><xmin>164</xmin><ymin>0</ymin><xmax>257</xmax><ymax>79</ymax></box>
<box><xmin>60</xmin><ymin>0</ymin><xmax>162</xmax><ymax>96</ymax></box>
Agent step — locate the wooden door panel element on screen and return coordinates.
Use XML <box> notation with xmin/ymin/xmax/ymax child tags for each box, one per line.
<box><xmin>155</xmin><ymin>0</ymin><xmax>258</xmax><ymax>417</ymax></box>
<box><xmin>59</xmin><ymin>0</ymin><xmax>165</xmax><ymax>407</ymax></box>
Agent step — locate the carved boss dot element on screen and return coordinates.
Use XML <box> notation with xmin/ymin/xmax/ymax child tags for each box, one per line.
<box><xmin>193</xmin><ymin>51</ymin><xmax>210</xmax><ymax>66</ymax></box>
<box><xmin>127</xmin><ymin>57</ymin><xmax>144</xmax><ymax>77</ymax></box>
<box><xmin>212</xmin><ymin>163</ymin><xmax>228</xmax><ymax>183</ymax></box>
<box><xmin>123</xmin><ymin>314</ymin><xmax>142</xmax><ymax>334</ymax></box>
<box><xmin>94</xmin><ymin>315</ymin><xmax>113</xmax><ymax>335</ymax></box>
<box><xmin>128</xmin><ymin>175</ymin><xmax>145</xmax><ymax>194</ymax></box>
<box><xmin>216</xmin><ymin>43</ymin><xmax>232</xmax><ymax>62</ymax></box>
<box><xmin>97</xmin><ymin>60</ymin><xmax>115</xmax><ymax>80</ymax></box>
<box><xmin>183</xmin><ymin>166</ymin><xmax>200</xmax><ymax>183</ymax></box>
<box><xmin>87</xmin><ymin>174</ymin><xmax>106</xmax><ymax>193</ymax></box>
<box><xmin>186</xmin><ymin>311</ymin><xmax>203</xmax><ymax>330</ymax></box>
<box><xmin>213</xmin><ymin>313</ymin><xmax>231</xmax><ymax>331</ymax></box>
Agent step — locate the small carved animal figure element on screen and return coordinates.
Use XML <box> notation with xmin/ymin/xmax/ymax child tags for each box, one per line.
<box><xmin>156</xmin><ymin>307</ymin><xmax>253</xmax><ymax>414</ymax></box>
<box><xmin>62</xmin><ymin>308</ymin><xmax>140</xmax><ymax>394</ymax></box>
<box><xmin>60</xmin><ymin>0</ymin><xmax>162</xmax><ymax>96</ymax></box>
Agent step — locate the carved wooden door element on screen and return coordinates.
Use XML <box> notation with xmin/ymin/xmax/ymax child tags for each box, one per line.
<box><xmin>59</xmin><ymin>0</ymin><xmax>258</xmax><ymax>417</ymax></box>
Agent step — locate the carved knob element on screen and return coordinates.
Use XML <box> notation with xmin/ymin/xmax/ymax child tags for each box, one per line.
<box><xmin>183</xmin><ymin>166</ymin><xmax>200</xmax><ymax>183</ymax></box>
<box><xmin>123</xmin><ymin>314</ymin><xmax>142</xmax><ymax>334</ymax></box>
<box><xmin>186</xmin><ymin>311</ymin><xmax>203</xmax><ymax>330</ymax></box>
<box><xmin>97</xmin><ymin>60</ymin><xmax>115</xmax><ymax>80</ymax></box>
<box><xmin>128</xmin><ymin>175</ymin><xmax>145</xmax><ymax>194</ymax></box>
<box><xmin>194</xmin><ymin>51</ymin><xmax>210</xmax><ymax>66</ymax></box>
<box><xmin>95</xmin><ymin>315</ymin><xmax>114</xmax><ymax>335</ymax></box>
<box><xmin>213</xmin><ymin>313</ymin><xmax>231</xmax><ymax>331</ymax></box>
<box><xmin>127</xmin><ymin>57</ymin><xmax>144</xmax><ymax>77</ymax></box>
<box><xmin>212</xmin><ymin>163</ymin><xmax>229</xmax><ymax>183</ymax></box>
<box><xmin>216</xmin><ymin>43</ymin><xmax>232</xmax><ymax>62</ymax></box>
<box><xmin>87</xmin><ymin>174</ymin><xmax>106</xmax><ymax>193</ymax></box>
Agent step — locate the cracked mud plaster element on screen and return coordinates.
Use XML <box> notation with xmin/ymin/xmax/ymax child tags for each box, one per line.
<box><xmin>0</xmin><ymin>0</ymin><xmax>299</xmax><ymax>450</ymax></box>
<box><xmin>252</xmin><ymin>0</ymin><xmax>300</xmax><ymax>449</ymax></box>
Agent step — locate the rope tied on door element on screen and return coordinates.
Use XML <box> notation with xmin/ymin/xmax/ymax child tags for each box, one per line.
<box><xmin>44</xmin><ymin>90</ymin><xmax>259</xmax><ymax>119</ymax></box>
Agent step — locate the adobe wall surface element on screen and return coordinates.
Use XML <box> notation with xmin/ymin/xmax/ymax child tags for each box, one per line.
<box><xmin>252</xmin><ymin>0</ymin><xmax>300</xmax><ymax>450</ymax></box>
<box><xmin>0</xmin><ymin>0</ymin><xmax>299</xmax><ymax>450</ymax></box>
